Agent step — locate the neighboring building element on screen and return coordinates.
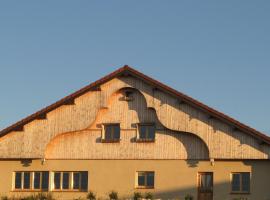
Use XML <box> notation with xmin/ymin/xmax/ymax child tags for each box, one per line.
<box><xmin>0</xmin><ymin>66</ymin><xmax>270</xmax><ymax>200</ymax></box>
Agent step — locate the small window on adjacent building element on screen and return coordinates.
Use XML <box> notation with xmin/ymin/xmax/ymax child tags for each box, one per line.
<box><xmin>136</xmin><ymin>171</ymin><xmax>154</xmax><ymax>188</ymax></box>
<box><xmin>231</xmin><ymin>172</ymin><xmax>250</xmax><ymax>193</ymax></box>
<box><xmin>137</xmin><ymin>124</ymin><xmax>155</xmax><ymax>142</ymax></box>
<box><xmin>14</xmin><ymin>171</ymin><xmax>49</xmax><ymax>191</ymax></box>
<box><xmin>53</xmin><ymin>171</ymin><xmax>88</xmax><ymax>191</ymax></box>
<box><xmin>102</xmin><ymin>124</ymin><xmax>120</xmax><ymax>142</ymax></box>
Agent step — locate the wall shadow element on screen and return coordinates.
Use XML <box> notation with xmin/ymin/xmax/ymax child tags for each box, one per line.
<box><xmin>116</xmin><ymin>87</ymin><xmax>210</xmax><ymax>160</ymax></box>
<box><xmin>119</xmin><ymin>181</ymin><xmax>252</xmax><ymax>200</ymax></box>
<box><xmin>120</xmin><ymin>78</ymin><xmax>270</xmax><ymax>159</ymax></box>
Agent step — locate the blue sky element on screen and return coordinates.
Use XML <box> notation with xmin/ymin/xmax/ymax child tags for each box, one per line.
<box><xmin>0</xmin><ymin>1</ymin><xmax>269</xmax><ymax>135</ymax></box>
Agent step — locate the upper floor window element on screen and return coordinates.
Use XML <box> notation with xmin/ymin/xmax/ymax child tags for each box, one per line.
<box><xmin>231</xmin><ymin>172</ymin><xmax>250</xmax><ymax>193</ymax></box>
<box><xmin>136</xmin><ymin>123</ymin><xmax>155</xmax><ymax>142</ymax></box>
<box><xmin>14</xmin><ymin>171</ymin><xmax>49</xmax><ymax>191</ymax></box>
<box><xmin>136</xmin><ymin>171</ymin><xmax>155</xmax><ymax>188</ymax></box>
<box><xmin>53</xmin><ymin>171</ymin><xmax>88</xmax><ymax>191</ymax></box>
<box><xmin>102</xmin><ymin>123</ymin><xmax>120</xmax><ymax>142</ymax></box>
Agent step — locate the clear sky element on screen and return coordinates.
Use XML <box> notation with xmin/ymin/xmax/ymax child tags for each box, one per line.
<box><xmin>0</xmin><ymin>1</ymin><xmax>269</xmax><ymax>135</ymax></box>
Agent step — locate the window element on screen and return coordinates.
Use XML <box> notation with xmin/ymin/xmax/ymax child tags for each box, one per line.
<box><xmin>62</xmin><ymin>172</ymin><xmax>70</xmax><ymax>189</ymax></box>
<box><xmin>137</xmin><ymin>124</ymin><xmax>155</xmax><ymax>142</ymax></box>
<box><xmin>231</xmin><ymin>172</ymin><xmax>250</xmax><ymax>193</ymax></box>
<box><xmin>136</xmin><ymin>171</ymin><xmax>154</xmax><ymax>188</ymax></box>
<box><xmin>14</xmin><ymin>171</ymin><xmax>49</xmax><ymax>191</ymax></box>
<box><xmin>102</xmin><ymin>124</ymin><xmax>120</xmax><ymax>142</ymax></box>
<box><xmin>34</xmin><ymin>171</ymin><xmax>49</xmax><ymax>190</ymax></box>
<box><xmin>53</xmin><ymin>171</ymin><xmax>88</xmax><ymax>191</ymax></box>
<box><xmin>15</xmin><ymin>172</ymin><xmax>22</xmax><ymax>189</ymax></box>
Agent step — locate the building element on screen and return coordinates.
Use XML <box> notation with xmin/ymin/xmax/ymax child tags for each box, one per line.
<box><xmin>0</xmin><ymin>66</ymin><xmax>270</xmax><ymax>200</ymax></box>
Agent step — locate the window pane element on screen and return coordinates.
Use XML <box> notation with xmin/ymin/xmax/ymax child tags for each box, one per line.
<box><xmin>62</xmin><ymin>172</ymin><xmax>70</xmax><ymax>189</ymax></box>
<box><xmin>113</xmin><ymin>125</ymin><xmax>120</xmax><ymax>139</ymax></box>
<box><xmin>242</xmin><ymin>173</ymin><xmax>250</xmax><ymax>192</ymax></box>
<box><xmin>139</xmin><ymin>125</ymin><xmax>155</xmax><ymax>140</ymax></box>
<box><xmin>41</xmin><ymin>172</ymin><xmax>49</xmax><ymax>190</ymax></box>
<box><xmin>146</xmin><ymin>172</ymin><xmax>154</xmax><ymax>187</ymax></box>
<box><xmin>54</xmin><ymin>172</ymin><xmax>61</xmax><ymax>189</ymax></box>
<box><xmin>139</xmin><ymin>126</ymin><xmax>147</xmax><ymax>139</ymax></box>
<box><xmin>34</xmin><ymin>172</ymin><xmax>41</xmax><ymax>189</ymax></box>
<box><xmin>105</xmin><ymin>126</ymin><xmax>112</xmax><ymax>140</ymax></box>
<box><xmin>105</xmin><ymin>125</ymin><xmax>120</xmax><ymax>140</ymax></box>
<box><xmin>148</xmin><ymin>126</ymin><xmax>155</xmax><ymax>139</ymax></box>
<box><xmin>138</xmin><ymin>172</ymin><xmax>145</xmax><ymax>186</ymax></box>
<box><xmin>15</xmin><ymin>172</ymin><xmax>22</xmax><ymax>189</ymax></box>
<box><xmin>73</xmin><ymin>172</ymin><xmax>80</xmax><ymax>189</ymax></box>
<box><xmin>232</xmin><ymin>174</ymin><xmax>240</xmax><ymax>192</ymax></box>
<box><xmin>80</xmin><ymin>172</ymin><xmax>88</xmax><ymax>191</ymax></box>
<box><xmin>23</xmin><ymin>172</ymin><xmax>31</xmax><ymax>189</ymax></box>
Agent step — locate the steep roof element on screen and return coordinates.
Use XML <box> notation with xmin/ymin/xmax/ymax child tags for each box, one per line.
<box><xmin>1</xmin><ymin>65</ymin><xmax>270</xmax><ymax>144</ymax></box>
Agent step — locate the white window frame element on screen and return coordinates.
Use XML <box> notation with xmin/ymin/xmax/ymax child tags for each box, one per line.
<box><xmin>52</xmin><ymin>171</ymin><xmax>87</xmax><ymax>191</ymax></box>
<box><xmin>135</xmin><ymin>171</ymin><xmax>155</xmax><ymax>189</ymax></box>
<box><xmin>231</xmin><ymin>172</ymin><xmax>251</xmax><ymax>193</ymax></box>
<box><xmin>101</xmin><ymin>123</ymin><xmax>121</xmax><ymax>142</ymax></box>
<box><xmin>136</xmin><ymin>123</ymin><xmax>156</xmax><ymax>141</ymax></box>
<box><xmin>13</xmin><ymin>171</ymin><xmax>49</xmax><ymax>191</ymax></box>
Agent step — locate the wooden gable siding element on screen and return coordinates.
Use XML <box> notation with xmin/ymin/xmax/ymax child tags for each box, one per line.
<box><xmin>45</xmin><ymin>130</ymin><xmax>209</xmax><ymax>159</ymax></box>
<box><xmin>45</xmin><ymin>89</ymin><xmax>209</xmax><ymax>159</ymax></box>
<box><xmin>99</xmin><ymin>76</ymin><xmax>270</xmax><ymax>159</ymax></box>
<box><xmin>0</xmin><ymin>76</ymin><xmax>269</xmax><ymax>159</ymax></box>
<box><xmin>0</xmin><ymin>91</ymin><xmax>101</xmax><ymax>158</ymax></box>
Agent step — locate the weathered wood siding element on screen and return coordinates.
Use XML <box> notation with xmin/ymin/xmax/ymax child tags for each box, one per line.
<box><xmin>0</xmin><ymin>76</ymin><xmax>269</xmax><ymax>159</ymax></box>
<box><xmin>45</xmin><ymin>90</ymin><xmax>209</xmax><ymax>159</ymax></box>
<box><xmin>45</xmin><ymin>129</ymin><xmax>209</xmax><ymax>159</ymax></box>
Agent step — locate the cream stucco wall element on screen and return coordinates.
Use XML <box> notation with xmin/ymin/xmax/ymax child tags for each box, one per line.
<box><xmin>0</xmin><ymin>159</ymin><xmax>269</xmax><ymax>200</ymax></box>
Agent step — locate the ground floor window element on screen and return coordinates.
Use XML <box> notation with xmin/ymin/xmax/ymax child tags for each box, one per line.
<box><xmin>14</xmin><ymin>171</ymin><xmax>49</xmax><ymax>191</ymax></box>
<box><xmin>53</xmin><ymin>171</ymin><xmax>88</xmax><ymax>191</ymax></box>
<box><xmin>231</xmin><ymin>172</ymin><xmax>250</xmax><ymax>193</ymax></box>
<box><xmin>136</xmin><ymin>171</ymin><xmax>154</xmax><ymax>188</ymax></box>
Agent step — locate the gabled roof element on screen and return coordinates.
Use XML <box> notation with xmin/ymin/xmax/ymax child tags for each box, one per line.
<box><xmin>1</xmin><ymin>65</ymin><xmax>270</xmax><ymax>144</ymax></box>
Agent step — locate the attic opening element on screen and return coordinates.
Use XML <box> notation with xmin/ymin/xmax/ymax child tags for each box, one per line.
<box><xmin>118</xmin><ymin>87</ymin><xmax>135</xmax><ymax>102</ymax></box>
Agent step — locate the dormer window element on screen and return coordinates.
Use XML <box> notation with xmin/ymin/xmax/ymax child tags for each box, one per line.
<box><xmin>136</xmin><ymin>123</ymin><xmax>155</xmax><ymax>142</ymax></box>
<box><xmin>102</xmin><ymin>123</ymin><xmax>120</xmax><ymax>142</ymax></box>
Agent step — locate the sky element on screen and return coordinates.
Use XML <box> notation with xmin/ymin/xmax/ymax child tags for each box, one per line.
<box><xmin>0</xmin><ymin>1</ymin><xmax>269</xmax><ymax>135</ymax></box>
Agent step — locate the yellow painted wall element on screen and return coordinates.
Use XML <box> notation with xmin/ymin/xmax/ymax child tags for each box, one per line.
<box><xmin>0</xmin><ymin>159</ymin><xmax>269</xmax><ymax>200</ymax></box>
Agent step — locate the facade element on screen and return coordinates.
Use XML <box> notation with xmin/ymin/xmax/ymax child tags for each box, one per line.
<box><xmin>0</xmin><ymin>66</ymin><xmax>270</xmax><ymax>200</ymax></box>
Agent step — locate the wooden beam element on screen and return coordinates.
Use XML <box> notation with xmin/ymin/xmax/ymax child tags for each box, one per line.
<box><xmin>258</xmin><ymin>140</ymin><xmax>266</xmax><ymax>145</ymax></box>
<box><xmin>208</xmin><ymin>115</ymin><xmax>215</xmax><ymax>120</ymax></box>
<box><xmin>36</xmin><ymin>113</ymin><xmax>47</xmax><ymax>120</ymax></box>
<box><xmin>63</xmin><ymin>99</ymin><xmax>75</xmax><ymax>105</ymax></box>
<box><xmin>91</xmin><ymin>86</ymin><xmax>102</xmax><ymax>91</ymax></box>
<box><xmin>13</xmin><ymin>125</ymin><xmax>24</xmax><ymax>132</ymax></box>
<box><xmin>152</xmin><ymin>87</ymin><xmax>159</xmax><ymax>92</ymax></box>
<box><xmin>178</xmin><ymin>99</ymin><xmax>185</xmax><ymax>105</ymax></box>
<box><xmin>232</xmin><ymin>126</ymin><xmax>239</xmax><ymax>132</ymax></box>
